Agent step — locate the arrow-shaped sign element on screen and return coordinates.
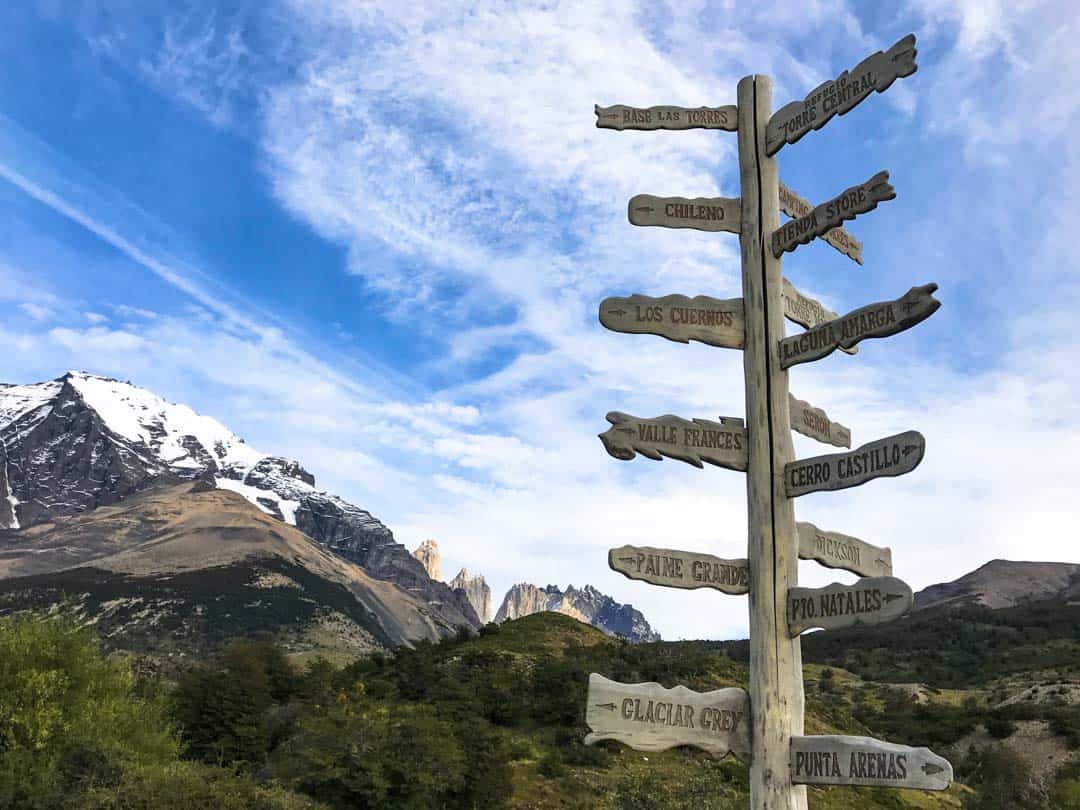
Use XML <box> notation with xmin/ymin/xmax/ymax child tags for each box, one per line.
<box><xmin>781</xmin><ymin>278</ymin><xmax>856</xmax><ymax>356</ymax></box>
<box><xmin>608</xmin><ymin>545</ymin><xmax>749</xmax><ymax>595</ymax></box>
<box><xmin>772</xmin><ymin>171</ymin><xmax>895</xmax><ymax>258</ymax></box>
<box><xmin>595</xmin><ymin>104</ymin><xmax>738</xmax><ymax>132</ymax></box>
<box><xmin>791</xmin><ymin>734</ymin><xmax>952</xmax><ymax>790</ymax></box>
<box><xmin>778</xmin><ymin>283</ymin><xmax>941</xmax><ymax>369</ymax></box>
<box><xmin>599</xmin><ymin>293</ymin><xmax>745</xmax><ymax>350</ymax></box>
<box><xmin>766</xmin><ymin>34</ymin><xmax>918</xmax><ymax>156</ymax></box>
<box><xmin>628</xmin><ymin>194</ymin><xmax>741</xmax><ymax>234</ymax></box>
<box><xmin>599</xmin><ymin>412</ymin><xmax>748</xmax><ymax>472</ymax></box>
<box><xmin>778</xmin><ymin>183</ymin><xmax>863</xmax><ymax>265</ymax></box>
<box><xmin>787</xmin><ymin>577</ymin><xmax>913</xmax><ymax>636</ymax></box>
<box><xmin>788</xmin><ymin>394</ymin><xmax>851</xmax><ymax>448</ymax></box>
<box><xmin>797</xmin><ymin>522</ymin><xmax>893</xmax><ymax>578</ymax></box>
<box><xmin>585</xmin><ymin>673</ymin><xmax>751</xmax><ymax>761</ymax></box>
<box><xmin>785</xmin><ymin>430</ymin><xmax>925</xmax><ymax>497</ymax></box>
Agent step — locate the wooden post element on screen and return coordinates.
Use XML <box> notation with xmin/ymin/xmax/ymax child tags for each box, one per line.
<box><xmin>737</xmin><ymin>74</ymin><xmax>806</xmax><ymax>810</ymax></box>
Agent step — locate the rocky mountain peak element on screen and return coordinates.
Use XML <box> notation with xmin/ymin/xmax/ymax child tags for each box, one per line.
<box><xmin>914</xmin><ymin>560</ymin><xmax>1080</xmax><ymax>611</ymax></box>
<box><xmin>449</xmin><ymin>567</ymin><xmax>492</xmax><ymax>624</ymax></box>
<box><xmin>412</xmin><ymin>539</ymin><xmax>442</xmax><ymax>581</ymax></box>
<box><xmin>494</xmin><ymin>582</ymin><xmax>659</xmax><ymax>642</ymax></box>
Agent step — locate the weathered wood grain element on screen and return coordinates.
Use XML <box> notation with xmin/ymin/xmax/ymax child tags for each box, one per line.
<box><xmin>791</xmin><ymin>735</ymin><xmax>952</xmax><ymax>790</ymax></box>
<box><xmin>585</xmin><ymin>673</ymin><xmax>751</xmax><ymax>761</ymax></box>
<box><xmin>778</xmin><ymin>283</ymin><xmax>941</xmax><ymax>369</ymax></box>
<box><xmin>797</xmin><ymin>522</ymin><xmax>893</xmax><ymax>577</ymax></box>
<box><xmin>599</xmin><ymin>294</ymin><xmax>744</xmax><ymax>349</ymax></box>
<box><xmin>771</xmin><ymin>172</ymin><xmax>895</xmax><ymax>258</ymax></box>
<box><xmin>599</xmin><ymin>412</ymin><xmax>748</xmax><ymax>471</ymax></box>
<box><xmin>785</xmin><ymin>430</ymin><xmax>925</xmax><ymax>497</ymax></box>
<box><xmin>781</xmin><ymin>278</ymin><xmax>857</xmax><ymax>356</ymax></box>
<box><xmin>609</xmin><ymin>545</ymin><xmax>749</xmax><ymax>595</ymax></box>
<box><xmin>628</xmin><ymin>194</ymin><xmax>741</xmax><ymax>233</ymax></box>
<box><xmin>595</xmin><ymin>104</ymin><xmax>738</xmax><ymax>131</ymax></box>
<box><xmin>737</xmin><ymin>75</ymin><xmax>807</xmax><ymax>809</ymax></box>
<box><xmin>787</xmin><ymin>576</ymin><xmax>913</xmax><ymax>636</ymax></box>
<box><xmin>766</xmin><ymin>34</ymin><xmax>918</xmax><ymax>155</ymax></box>
<box><xmin>788</xmin><ymin>394</ymin><xmax>851</xmax><ymax>448</ymax></box>
<box><xmin>778</xmin><ymin>183</ymin><xmax>863</xmax><ymax>264</ymax></box>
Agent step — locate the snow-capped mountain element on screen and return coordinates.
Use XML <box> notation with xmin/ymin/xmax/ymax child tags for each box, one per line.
<box><xmin>0</xmin><ymin>372</ymin><xmax>478</xmax><ymax>627</ymax></box>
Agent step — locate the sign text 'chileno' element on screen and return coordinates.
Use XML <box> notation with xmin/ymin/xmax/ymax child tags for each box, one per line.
<box><xmin>628</xmin><ymin>194</ymin><xmax>741</xmax><ymax>234</ymax></box>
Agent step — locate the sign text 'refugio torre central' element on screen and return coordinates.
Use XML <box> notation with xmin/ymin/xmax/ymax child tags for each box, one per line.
<box><xmin>587</xmin><ymin>32</ymin><xmax>950</xmax><ymax>808</ymax></box>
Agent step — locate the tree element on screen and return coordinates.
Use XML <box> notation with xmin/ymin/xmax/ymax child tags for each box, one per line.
<box><xmin>961</xmin><ymin>745</ymin><xmax>1048</xmax><ymax>810</ymax></box>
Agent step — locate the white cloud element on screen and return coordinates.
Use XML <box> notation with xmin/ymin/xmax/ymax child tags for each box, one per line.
<box><xmin>84</xmin><ymin>311</ymin><xmax>108</xmax><ymax>324</ymax></box>
<box><xmin>18</xmin><ymin>302</ymin><xmax>52</xmax><ymax>321</ymax></box>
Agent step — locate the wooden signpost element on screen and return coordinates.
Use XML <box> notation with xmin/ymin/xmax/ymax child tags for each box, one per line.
<box><xmin>771</xmin><ymin>171</ymin><xmax>895</xmax><ymax>258</ymax></box>
<box><xmin>591</xmin><ymin>31</ymin><xmax>952</xmax><ymax>807</ymax></box>
<box><xmin>628</xmin><ymin>194</ymin><xmax>741</xmax><ymax>233</ymax></box>
<box><xmin>595</xmin><ymin>104</ymin><xmax>738</xmax><ymax>131</ymax></box>
<box><xmin>585</xmin><ymin>674</ymin><xmax>751</xmax><ymax>761</ymax></box>
<box><xmin>791</xmin><ymin>735</ymin><xmax>952</xmax><ymax>790</ymax></box>
<box><xmin>779</xmin><ymin>283</ymin><xmax>941</xmax><ymax>369</ymax></box>
<box><xmin>599</xmin><ymin>412</ymin><xmax>747</xmax><ymax>471</ymax></box>
<box><xmin>609</xmin><ymin>545</ymin><xmax>749</xmax><ymax>595</ymax></box>
<box><xmin>785</xmin><ymin>431</ymin><xmax>925</xmax><ymax>498</ymax></box>
<box><xmin>787</xmin><ymin>577</ymin><xmax>913</xmax><ymax>635</ymax></box>
<box><xmin>599</xmin><ymin>293</ymin><xmax>744</xmax><ymax>349</ymax></box>
<box><xmin>797</xmin><ymin>522</ymin><xmax>892</xmax><ymax>577</ymax></box>
<box><xmin>788</xmin><ymin>394</ymin><xmax>851</xmax><ymax>448</ymax></box>
<box><xmin>778</xmin><ymin>183</ymin><xmax>863</xmax><ymax>265</ymax></box>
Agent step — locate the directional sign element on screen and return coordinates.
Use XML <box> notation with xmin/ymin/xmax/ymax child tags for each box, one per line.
<box><xmin>791</xmin><ymin>735</ymin><xmax>952</xmax><ymax>791</ymax></box>
<box><xmin>609</xmin><ymin>545</ymin><xmax>749</xmax><ymax>595</ymax></box>
<box><xmin>628</xmin><ymin>195</ymin><xmax>741</xmax><ymax>234</ymax></box>
<box><xmin>595</xmin><ymin>104</ymin><xmax>738</xmax><ymax>132</ymax></box>
<box><xmin>599</xmin><ymin>412</ymin><xmax>748</xmax><ymax>471</ymax></box>
<box><xmin>599</xmin><ymin>294</ymin><xmax>744</xmax><ymax>349</ymax></box>
<box><xmin>585</xmin><ymin>673</ymin><xmax>751</xmax><ymax>761</ymax></box>
<box><xmin>771</xmin><ymin>171</ymin><xmax>895</xmax><ymax>258</ymax></box>
<box><xmin>789</xmin><ymin>394</ymin><xmax>851</xmax><ymax>448</ymax></box>
<box><xmin>766</xmin><ymin>34</ymin><xmax>919</xmax><ymax>156</ymax></box>
<box><xmin>797</xmin><ymin>522</ymin><xmax>892</xmax><ymax>578</ymax></box>
<box><xmin>788</xmin><ymin>576</ymin><xmax>912</xmax><ymax>635</ymax></box>
<box><xmin>785</xmin><ymin>430</ymin><xmax>924</xmax><ymax>497</ymax></box>
<box><xmin>781</xmin><ymin>278</ymin><xmax>856</xmax><ymax>356</ymax></box>
<box><xmin>778</xmin><ymin>283</ymin><xmax>941</xmax><ymax>369</ymax></box>
<box><xmin>778</xmin><ymin>183</ymin><xmax>863</xmax><ymax>264</ymax></box>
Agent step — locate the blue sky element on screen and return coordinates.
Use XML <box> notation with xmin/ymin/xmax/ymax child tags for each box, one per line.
<box><xmin>2</xmin><ymin>0</ymin><xmax>1078</xmax><ymax>639</ymax></box>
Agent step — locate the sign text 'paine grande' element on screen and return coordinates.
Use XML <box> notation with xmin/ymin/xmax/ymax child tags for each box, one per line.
<box><xmin>609</xmin><ymin>545</ymin><xmax>749</xmax><ymax>595</ymax></box>
<box><xmin>772</xmin><ymin>171</ymin><xmax>895</xmax><ymax>258</ymax></box>
<box><xmin>785</xmin><ymin>430</ymin><xmax>925</xmax><ymax>497</ymax></box>
<box><xmin>599</xmin><ymin>412</ymin><xmax>748</xmax><ymax>471</ymax></box>
<box><xmin>595</xmin><ymin>104</ymin><xmax>737</xmax><ymax>132</ymax></box>
<box><xmin>585</xmin><ymin>673</ymin><xmax>751</xmax><ymax>760</ymax></box>
<box><xmin>779</xmin><ymin>283</ymin><xmax>941</xmax><ymax>369</ymax></box>
<box><xmin>788</xmin><ymin>577</ymin><xmax>913</xmax><ymax>635</ymax></box>
<box><xmin>778</xmin><ymin>183</ymin><xmax>863</xmax><ymax>264</ymax></box>
<box><xmin>766</xmin><ymin>34</ymin><xmax>919</xmax><ymax>155</ymax></box>
<box><xmin>797</xmin><ymin>521</ymin><xmax>893</xmax><ymax>578</ymax></box>
<box><xmin>791</xmin><ymin>735</ymin><xmax>953</xmax><ymax>791</ymax></box>
<box><xmin>789</xmin><ymin>394</ymin><xmax>851</xmax><ymax>448</ymax></box>
<box><xmin>628</xmin><ymin>194</ymin><xmax>741</xmax><ymax>233</ymax></box>
<box><xmin>599</xmin><ymin>294</ymin><xmax>744</xmax><ymax>349</ymax></box>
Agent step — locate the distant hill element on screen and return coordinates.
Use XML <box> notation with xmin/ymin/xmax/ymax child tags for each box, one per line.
<box><xmin>914</xmin><ymin>559</ymin><xmax>1080</xmax><ymax>611</ymax></box>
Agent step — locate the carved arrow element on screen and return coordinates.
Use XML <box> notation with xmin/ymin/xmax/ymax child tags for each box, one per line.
<box><xmin>923</xmin><ymin>763</ymin><xmax>945</xmax><ymax>775</ymax></box>
<box><xmin>594</xmin><ymin>702</ymin><xmax>617</xmax><ymax>712</ymax></box>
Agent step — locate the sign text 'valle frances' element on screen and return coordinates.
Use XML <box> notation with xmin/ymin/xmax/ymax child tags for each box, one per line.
<box><xmin>609</xmin><ymin>545</ymin><xmax>749</xmax><ymax>595</ymax></box>
<box><xmin>789</xmin><ymin>394</ymin><xmax>851</xmax><ymax>448</ymax></box>
<box><xmin>585</xmin><ymin>673</ymin><xmax>751</xmax><ymax>761</ymax></box>
<box><xmin>599</xmin><ymin>294</ymin><xmax>744</xmax><ymax>350</ymax></box>
<box><xmin>797</xmin><ymin>521</ymin><xmax>893</xmax><ymax>578</ymax></box>
<box><xmin>785</xmin><ymin>431</ymin><xmax>924</xmax><ymax>498</ymax></box>
<box><xmin>792</xmin><ymin>735</ymin><xmax>953</xmax><ymax>791</ymax></box>
<box><xmin>779</xmin><ymin>283</ymin><xmax>941</xmax><ymax>369</ymax></box>
<box><xmin>628</xmin><ymin>195</ymin><xmax>741</xmax><ymax>234</ymax></box>
<box><xmin>778</xmin><ymin>183</ymin><xmax>863</xmax><ymax>264</ymax></box>
<box><xmin>600</xmin><ymin>412</ymin><xmax>748</xmax><ymax>472</ymax></box>
<box><xmin>788</xmin><ymin>576</ymin><xmax>913</xmax><ymax>636</ymax></box>
<box><xmin>766</xmin><ymin>33</ymin><xmax>918</xmax><ymax>156</ymax></box>
<box><xmin>595</xmin><ymin>104</ymin><xmax>738</xmax><ymax>132</ymax></box>
<box><xmin>772</xmin><ymin>171</ymin><xmax>895</xmax><ymax>258</ymax></box>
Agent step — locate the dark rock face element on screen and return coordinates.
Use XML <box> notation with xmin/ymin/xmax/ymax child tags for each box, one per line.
<box><xmin>0</xmin><ymin>372</ymin><xmax>478</xmax><ymax>632</ymax></box>
<box><xmin>495</xmin><ymin>582</ymin><xmax>659</xmax><ymax>642</ymax></box>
